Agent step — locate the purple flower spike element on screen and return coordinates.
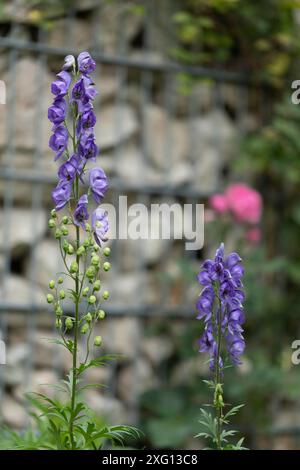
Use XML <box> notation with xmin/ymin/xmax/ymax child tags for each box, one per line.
<box><xmin>52</xmin><ymin>180</ymin><xmax>72</xmax><ymax>211</ymax></box>
<box><xmin>196</xmin><ymin>244</ymin><xmax>245</xmax><ymax>370</ymax></box>
<box><xmin>78</xmin><ymin>51</ymin><xmax>96</xmax><ymax>75</ymax></box>
<box><xmin>92</xmin><ymin>208</ymin><xmax>109</xmax><ymax>246</ymax></box>
<box><xmin>89</xmin><ymin>167</ymin><xmax>108</xmax><ymax>204</ymax></box>
<box><xmin>74</xmin><ymin>194</ymin><xmax>89</xmax><ymax>229</ymax></box>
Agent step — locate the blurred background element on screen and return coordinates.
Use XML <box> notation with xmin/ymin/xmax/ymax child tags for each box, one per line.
<box><xmin>0</xmin><ymin>0</ymin><xmax>300</xmax><ymax>450</ymax></box>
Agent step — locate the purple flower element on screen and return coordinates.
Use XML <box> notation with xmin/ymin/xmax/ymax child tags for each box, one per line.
<box><xmin>74</xmin><ymin>194</ymin><xmax>89</xmax><ymax>229</ymax></box>
<box><xmin>89</xmin><ymin>167</ymin><xmax>108</xmax><ymax>204</ymax></box>
<box><xmin>78</xmin><ymin>51</ymin><xmax>96</xmax><ymax>75</ymax></box>
<box><xmin>48</xmin><ymin>98</ymin><xmax>66</xmax><ymax>125</ymax></box>
<box><xmin>52</xmin><ymin>180</ymin><xmax>72</xmax><ymax>211</ymax></box>
<box><xmin>196</xmin><ymin>243</ymin><xmax>245</xmax><ymax>369</ymax></box>
<box><xmin>92</xmin><ymin>208</ymin><xmax>109</xmax><ymax>246</ymax></box>
<box><xmin>49</xmin><ymin>125</ymin><xmax>68</xmax><ymax>160</ymax></box>
<box><xmin>78</xmin><ymin>132</ymin><xmax>98</xmax><ymax>161</ymax></box>
<box><xmin>58</xmin><ymin>155</ymin><xmax>80</xmax><ymax>182</ymax></box>
<box><xmin>63</xmin><ymin>55</ymin><xmax>75</xmax><ymax>71</ymax></box>
<box><xmin>51</xmin><ymin>71</ymin><xmax>71</xmax><ymax>96</ymax></box>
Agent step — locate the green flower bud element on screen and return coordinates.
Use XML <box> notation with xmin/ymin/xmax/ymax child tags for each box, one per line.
<box><xmin>49</xmin><ymin>280</ymin><xmax>55</xmax><ymax>289</ymax></box>
<box><xmin>48</xmin><ymin>219</ymin><xmax>56</xmax><ymax>229</ymax></box>
<box><xmin>83</xmin><ymin>238</ymin><xmax>90</xmax><ymax>248</ymax></box>
<box><xmin>85</xmin><ymin>312</ymin><xmax>93</xmax><ymax>323</ymax></box>
<box><xmin>51</xmin><ymin>209</ymin><xmax>57</xmax><ymax>218</ymax></box>
<box><xmin>70</xmin><ymin>261</ymin><xmax>78</xmax><ymax>274</ymax></box>
<box><xmin>58</xmin><ymin>277</ymin><xmax>64</xmax><ymax>284</ymax></box>
<box><xmin>88</xmin><ymin>295</ymin><xmax>97</xmax><ymax>305</ymax></box>
<box><xmin>93</xmin><ymin>280</ymin><xmax>101</xmax><ymax>291</ymax></box>
<box><xmin>103</xmin><ymin>262</ymin><xmax>111</xmax><ymax>272</ymax></box>
<box><xmin>85</xmin><ymin>223</ymin><xmax>91</xmax><ymax>232</ymax></box>
<box><xmin>81</xmin><ymin>323</ymin><xmax>89</xmax><ymax>334</ymax></box>
<box><xmin>97</xmin><ymin>309</ymin><xmax>106</xmax><ymax>320</ymax></box>
<box><xmin>82</xmin><ymin>286</ymin><xmax>90</xmax><ymax>297</ymax></box>
<box><xmin>91</xmin><ymin>255</ymin><xmax>100</xmax><ymax>267</ymax></box>
<box><xmin>61</xmin><ymin>225</ymin><xmax>69</xmax><ymax>236</ymax></box>
<box><xmin>55</xmin><ymin>228</ymin><xmax>62</xmax><ymax>239</ymax></box>
<box><xmin>55</xmin><ymin>305</ymin><xmax>63</xmax><ymax>316</ymax></box>
<box><xmin>65</xmin><ymin>317</ymin><xmax>73</xmax><ymax>330</ymax></box>
<box><xmin>55</xmin><ymin>318</ymin><xmax>62</xmax><ymax>329</ymax></box>
<box><xmin>102</xmin><ymin>290</ymin><xmax>110</xmax><ymax>300</ymax></box>
<box><xmin>86</xmin><ymin>266</ymin><xmax>96</xmax><ymax>280</ymax></box>
<box><xmin>46</xmin><ymin>294</ymin><xmax>54</xmax><ymax>304</ymax></box>
<box><xmin>103</xmin><ymin>247</ymin><xmax>111</xmax><ymax>257</ymax></box>
<box><xmin>63</xmin><ymin>240</ymin><xmax>69</xmax><ymax>252</ymax></box>
<box><xmin>77</xmin><ymin>245</ymin><xmax>85</xmax><ymax>256</ymax></box>
<box><xmin>59</xmin><ymin>289</ymin><xmax>65</xmax><ymax>299</ymax></box>
<box><xmin>93</xmin><ymin>244</ymin><xmax>99</xmax><ymax>252</ymax></box>
<box><xmin>94</xmin><ymin>336</ymin><xmax>102</xmax><ymax>347</ymax></box>
<box><xmin>67</xmin><ymin>244</ymin><xmax>74</xmax><ymax>255</ymax></box>
<box><xmin>62</xmin><ymin>216</ymin><xmax>69</xmax><ymax>224</ymax></box>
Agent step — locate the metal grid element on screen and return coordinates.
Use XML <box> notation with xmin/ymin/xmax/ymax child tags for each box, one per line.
<box><xmin>0</xmin><ymin>0</ymin><xmax>277</xmax><ymax>447</ymax></box>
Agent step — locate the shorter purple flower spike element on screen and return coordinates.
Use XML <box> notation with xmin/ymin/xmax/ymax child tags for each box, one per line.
<box><xmin>196</xmin><ymin>244</ymin><xmax>245</xmax><ymax>370</ymax></box>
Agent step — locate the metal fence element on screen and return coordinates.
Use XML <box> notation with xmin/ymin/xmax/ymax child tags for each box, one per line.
<box><xmin>0</xmin><ymin>0</ymin><xmax>280</xmax><ymax>448</ymax></box>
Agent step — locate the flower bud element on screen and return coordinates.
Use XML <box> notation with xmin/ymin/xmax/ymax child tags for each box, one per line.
<box><xmin>94</xmin><ymin>336</ymin><xmax>102</xmax><ymax>347</ymax></box>
<box><xmin>86</xmin><ymin>266</ymin><xmax>96</xmax><ymax>280</ymax></box>
<box><xmin>83</xmin><ymin>238</ymin><xmax>90</xmax><ymax>248</ymax></box>
<box><xmin>103</xmin><ymin>262</ymin><xmax>111</xmax><ymax>272</ymax></box>
<box><xmin>58</xmin><ymin>277</ymin><xmax>64</xmax><ymax>284</ymax></box>
<box><xmin>55</xmin><ymin>305</ymin><xmax>63</xmax><ymax>316</ymax></box>
<box><xmin>63</xmin><ymin>240</ymin><xmax>69</xmax><ymax>252</ymax></box>
<box><xmin>65</xmin><ymin>317</ymin><xmax>73</xmax><ymax>330</ymax></box>
<box><xmin>91</xmin><ymin>255</ymin><xmax>100</xmax><ymax>267</ymax></box>
<box><xmin>46</xmin><ymin>294</ymin><xmax>54</xmax><ymax>304</ymax></box>
<box><xmin>77</xmin><ymin>245</ymin><xmax>85</xmax><ymax>256</ymax></box>
<box><xmin>62</xmin><ymin>216</ymin><xmax>69</xmax><ymax>224</ymax></box>
<box><xmin>88</xmin><ymin>295</ymin><xmax>97</xmax><ymax>305</ymax></box>
<box><xmin>93</xmin><ymin>280</ymin><xmax>101</xmax><ymax>291</ymax></box>
<box><xmin>102</xmin><ymin>290</ymin><xmax>110</xmax><ymax>300</ymax></box>
<box><xmin>48</xmin><ymin>219</ymin><xmax>56</xmax><ymax>229</ymax></box>
<box><xmin>51</xmin><ymin>209</ymin><xmax>57</xmax><ymax>218</ymax></box>
<box><xmin>67</xmin><ymin>244</ymin><xmax>74</xmax><ymax>255</ymax></box>
<box><xmin>59</xmin><ymin>289</ymin><xmax>65</xmax><ymax>300</ymax></box>
<box><xmin>55</xmin><ymin>318</ymin><xmax>62</xmax><ymax>329</ymax></box>
<box><xmin>82</xmin><ymin>287</ymin><xmax>90</xmax><ymax>297</ymax></box>
<box><xmin>55</xmin><ymin>229</ymin><xmax>62</xmax><ymax>239</ymax></box>
<box><xmin>85</xmin><ymin>312</ymin><xmax>93</xmax><ymax>323</ymax></box>
<box><xmin>93</xmin><ymin>244</ymin><xmax>99</xmax><ymax>252</ymax></box>
<box><xmin>70</xmin><ymin>261</ymin><xmax>78</xmax><ymax>274</ymax></box>
<box><xmin>85</xmin><ymin>223</ymin><xmax>91</xmax><ymax>232</ymax></box>
<box><xmin>97</xmin><ymin>309</ymin><xmax>105</xmax><ymax>320</ymax></box>
<box><xmin>103</xmin><ymin>247</ymin><xmax>111</xmax><ymax>257</ymax></box>
<box><xmin>81</xmin><ymin>323</ymin><xmax>89</xmax><ymax>334</ymax></box>
<box><xmin>49</xmin><ymin>280</ymin><xmax>55</xmax><ymax>289</ymax></box>
<box><xmin>61</xmin><ymin>225</ymin><xmax>69</xmax><ymax>237</ymax></box>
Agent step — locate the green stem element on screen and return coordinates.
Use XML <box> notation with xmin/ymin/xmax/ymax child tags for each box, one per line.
<box><xmin>214</xmin><ymin>295</ymin><xmax>223</xmax><ymax>450</ymax></box>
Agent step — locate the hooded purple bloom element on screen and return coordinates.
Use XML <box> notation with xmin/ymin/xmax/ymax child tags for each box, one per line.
<box><xmin>49</xmin><ymin>125</ymin><xmax>68</xmax><ymax>160</ymax></box>
<box><xmin>78</xmin><ymin>51</ymin><xmax>96</xmax><ymax>75</ymax></box>
<box><xmin>89</xmin><ymin>167</ymin><xmax>108</xmax><ymax>204</ymax></box>
<box><xmin>52</xmin><ymin>179</ymin><xmax>72</xmax><ymax>211</ymax></box>
<box><xmin>48</xmin><ymin>98</ymin><xmax>66</xmax><ymax>125</ymax></box>
<box><xmin>78</xmin><ymin>132</ymin><xmax>98</xmax><ymax>161</ymax></box>
<box><xmin>92</xmin><ymin>208</ymin><xmax>109</xmax><ymax>246</ymax></box>
<box><xmin>51</xmin><ymin>71</ymin><xmax>71</xmax><ymax>96</ymax></box>
<box><xmin>58</xmin><ymin>154</ymin><xmax>80</xmax><ymax>182</ymax></box>
<box><xmin>74</xmin><ymin>194</ymin><xmax>89</xmax><ymax>229</ymax></box>
<box><xmin>196</xmin><ymin>243</ymin><xmax>245</xmax><ymax>370</ymax></box>
<box><xmin>63</xmin><ymin>55</ymin><xmax>75</xmax><ymax>71</ymax></box>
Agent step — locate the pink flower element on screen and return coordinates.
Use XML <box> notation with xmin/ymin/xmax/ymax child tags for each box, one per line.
<box><xmin>246</xmin><ymin>227</ymin><xmax>261</xmax><ymax>244</ymax></box>
<box><xmin>209</xmin><ymin>193</ymin><xmax>228</xmax><ymax>214</ymax></box>
<box><xmin>226</xmin><ymin>183</ymin><xmax>262</xmax><ymax>224</ymax></box>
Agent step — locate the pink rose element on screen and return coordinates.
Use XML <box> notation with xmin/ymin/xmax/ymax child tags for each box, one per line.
<box><xmin>246</xmin><ymin>227</ymin><xmax>261</xmax><ymax>244</ymax></box>
<box><xmin>226</xmin><ymin>183</ymin><xmax>262</xmax><ymax>224</ymax></box>
<box><xmin>209</xmin><ymin>193</ymin><xmax>228</xmax><ymax>214</ymax></box>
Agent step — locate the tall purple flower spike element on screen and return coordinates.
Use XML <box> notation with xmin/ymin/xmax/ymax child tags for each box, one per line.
<box><xmin>196</xmin><ymin>243</ymin><xmax>245</xmax><ymax>370</ymax></box>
